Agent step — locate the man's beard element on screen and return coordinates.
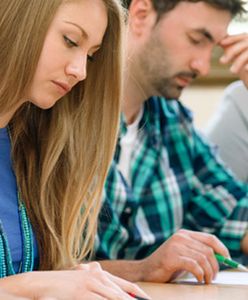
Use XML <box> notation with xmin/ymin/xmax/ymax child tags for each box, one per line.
<box><xmin>152</xmin><ymin>77</ymin><xmax>184</xmax><ymax>100</ymax></box>
<box><xmin>138</xmin><ymin>33</ymin><xmax>198</xmax><ymax>100</ymax></box>
<box><xmin>152</xmin><ymin>72</ymin><xmax>198</xmax><ymax>100</ymax></box>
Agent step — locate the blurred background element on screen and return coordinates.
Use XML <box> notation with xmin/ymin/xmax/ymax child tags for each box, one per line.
<box><xmin>181</xmin><ymin>1</ymin><xmax>248</xmax><ymax>129</ymax></box>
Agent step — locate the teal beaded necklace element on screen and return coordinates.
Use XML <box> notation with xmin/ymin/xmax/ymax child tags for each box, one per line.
<box><xmin>0</xmin><ymin>192</ymin><xmax>35</xmax><ymax>277</ymax></box>
<box><xmin>0</xmin><ymin>129</ymin><xmax>35</xmax><ymax>277</ymax></box>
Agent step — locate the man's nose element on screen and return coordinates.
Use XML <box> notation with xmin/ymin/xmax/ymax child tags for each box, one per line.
<box><xmin>190</xmin><ymin>51</ymin><xmax>212</xmax><ymax>77</ymax></box>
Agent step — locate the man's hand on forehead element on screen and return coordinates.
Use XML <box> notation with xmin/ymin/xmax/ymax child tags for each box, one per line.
<box><xmin>219</xmin><ymin>33</ymin><xmax>248</xmax><ymax>88</ymax></box>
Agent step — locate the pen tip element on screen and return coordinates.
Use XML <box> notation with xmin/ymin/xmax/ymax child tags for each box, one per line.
<box><xmin>238</xmin><ymin>265</ymin><xmax>248</xmax><ymax>272</ymax></box>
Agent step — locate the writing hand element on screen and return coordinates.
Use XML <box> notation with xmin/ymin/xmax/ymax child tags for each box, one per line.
<box><xmin>141</xmin><ymin>229</ymin><xmax>229</xmax><ymax>284</ymax></box>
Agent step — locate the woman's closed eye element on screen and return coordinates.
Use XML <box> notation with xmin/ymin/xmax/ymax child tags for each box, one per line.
<box><xmin>63</xmin><ymin>35</ymin><xmax>78</xmax><ymax>48</ymax></box>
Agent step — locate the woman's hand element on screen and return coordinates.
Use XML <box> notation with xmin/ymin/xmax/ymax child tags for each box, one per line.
<box><xmin>71</xmin><ymin>262</ymin><xmax>150</xmax><ymax>299</ymax></box>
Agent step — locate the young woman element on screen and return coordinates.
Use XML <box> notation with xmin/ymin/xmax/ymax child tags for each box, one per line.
<box><xmin>0</xmin><ymin>0</ymin><xmax>148</xmax><ymax>299</ymax></box>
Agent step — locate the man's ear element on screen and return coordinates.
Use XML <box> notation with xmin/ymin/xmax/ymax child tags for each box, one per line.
<box><xmin>128</xmin><ymin>0</ymin><xmax>157</xmax><ymax>36</ymax></box>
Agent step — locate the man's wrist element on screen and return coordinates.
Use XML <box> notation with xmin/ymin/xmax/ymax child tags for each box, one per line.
<box><xmin>241</xmin><ymin>231</ymin><xmax>248</xmax><ymax>255</ymax></box>
<box><xmin>98</xmin><ymin>259</ymin><xmax>147</xmax><ymax>282</ymax></box>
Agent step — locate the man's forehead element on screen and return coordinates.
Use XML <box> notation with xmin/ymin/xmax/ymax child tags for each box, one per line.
<box><xmin>158</xmin><ymin>2</ymin><xmax>232</xmax><ymax>43</ymax></box>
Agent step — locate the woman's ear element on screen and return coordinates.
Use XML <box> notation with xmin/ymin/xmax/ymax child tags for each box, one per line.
<box><xmin>128</xmin><ymin>0</ymin><xmax>157</xmax><ymax>36</ymax></box>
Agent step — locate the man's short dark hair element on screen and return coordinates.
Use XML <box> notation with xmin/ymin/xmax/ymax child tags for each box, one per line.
<box><xmin>123</xmin><ymin>0</ymin><xmax>246</xmax><ymax>19</ymax></box>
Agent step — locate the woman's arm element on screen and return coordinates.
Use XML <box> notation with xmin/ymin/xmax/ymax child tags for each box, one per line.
<box><xmin>0</xmin><ymin>290</ymin><xmax>30</xmax><ymax>300</ymax></box>
<box><xmin>0</xmin><ymin>262</ymin><xmax>149</xmax><ymax>300</ymax></box>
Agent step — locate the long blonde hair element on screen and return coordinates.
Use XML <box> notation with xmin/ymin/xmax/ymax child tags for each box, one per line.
<box><xmin>0</xmin><ymin>0</ymin><xmax>124</xmax><ymax>270</ymax></box>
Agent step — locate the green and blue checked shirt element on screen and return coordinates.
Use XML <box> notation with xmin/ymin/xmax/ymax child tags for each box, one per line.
<box><xmin>96</xmin><ymin>97</ymin><xmax>248</xmax><ymax>260</ymax></box>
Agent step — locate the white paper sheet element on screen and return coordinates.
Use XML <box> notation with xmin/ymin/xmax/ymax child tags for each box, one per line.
<box><xmin>174</xmin><ymin>271</ymin><xmax>248</xmax><ymax>286</ymax></box>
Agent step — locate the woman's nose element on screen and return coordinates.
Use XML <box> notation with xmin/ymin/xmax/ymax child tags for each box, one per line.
<box><xmin>66</xmin><ymin>54</ymin><xmax>87</xmax><ymax>82</ymax></box>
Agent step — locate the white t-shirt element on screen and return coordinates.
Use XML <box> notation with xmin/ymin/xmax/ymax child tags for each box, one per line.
<box><xmin>118</xmin><ymin>108</ymin><xmax>143</xmax><ymax>183</ymax></box>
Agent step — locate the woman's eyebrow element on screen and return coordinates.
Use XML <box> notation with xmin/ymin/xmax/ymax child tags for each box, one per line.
<box><xmin>64</xmin><ymin>21</ymin><xmax>102</xmax><ymax>48</ymax></box>
<box><xmin>64</xmin><ymin>21</ymin><xmax>89</xmax><ymax>39</ymax></box>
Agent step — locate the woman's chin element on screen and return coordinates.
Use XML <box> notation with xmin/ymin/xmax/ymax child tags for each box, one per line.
<box><xmin>29</xmin><ymin>98</ymin><xmax>59</xmax><ymax>110</ymax></box>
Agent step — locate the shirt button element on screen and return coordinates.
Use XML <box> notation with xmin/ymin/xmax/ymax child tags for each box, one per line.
<box><xmin>124</xmin><ymin>207</ymin><xmax>132</xmax><ymax>214</ymax></box>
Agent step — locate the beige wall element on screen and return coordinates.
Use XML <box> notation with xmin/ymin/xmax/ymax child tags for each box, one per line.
<box><xmin>180</xmin><ymin>85</ymin><xmax>226</xmax><ymax>130</ymax></box>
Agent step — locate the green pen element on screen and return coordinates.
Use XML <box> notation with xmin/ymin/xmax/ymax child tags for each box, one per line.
<box><xmin>215</xmin><ymin>253</ymin><xmax>248</xmax><ymax>272</ymax></box>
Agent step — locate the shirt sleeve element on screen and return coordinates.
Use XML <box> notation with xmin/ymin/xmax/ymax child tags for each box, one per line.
<box><xmin>94</xmin><ymin>162</ymin><xmax>130</xmax><ymax>260</ymax></box>
<box><xmin>184</xmin><ymin>127</ymin><xmax>248</xmax><ymax>257</ymax></box>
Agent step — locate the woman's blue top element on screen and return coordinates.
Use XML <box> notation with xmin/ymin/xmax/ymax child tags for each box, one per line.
<box><xmin>0</xmin><ymin>127</ymin><xmax>38</xmax><ymax>273</ymax></box>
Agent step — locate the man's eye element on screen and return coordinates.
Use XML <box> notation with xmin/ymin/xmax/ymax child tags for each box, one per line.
<box><xmin>63</xmin><ymin>35</ymin><xmax>78</xmax><ymax>47</ymax></box>
<box><xmin>189</xmin><ymin>36</ymin><xmax>203</xmax><ymax>45</ymax></box>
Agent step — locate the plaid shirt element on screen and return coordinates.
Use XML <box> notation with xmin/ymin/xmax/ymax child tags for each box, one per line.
<box><xmin>96</xmin><ymin>97</ymin><xmax>248</xmax><ymax>260</ymax></box>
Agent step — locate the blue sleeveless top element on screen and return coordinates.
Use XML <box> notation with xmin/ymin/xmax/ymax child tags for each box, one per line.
<box><xmin>0</xmin><ymin>127</ymin><xmax>38</xmax><ymax>274</ymax></box>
